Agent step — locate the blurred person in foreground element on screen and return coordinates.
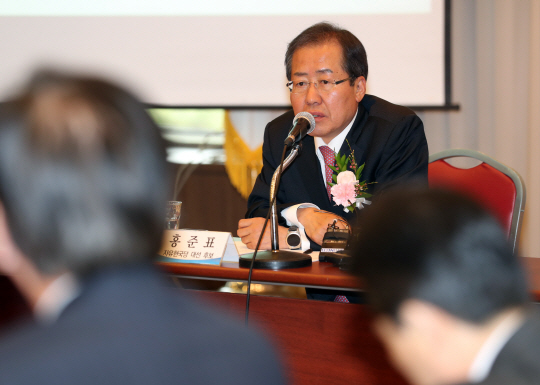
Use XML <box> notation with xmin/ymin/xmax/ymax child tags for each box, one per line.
<box><xmin>353</xmin><ymin>187</ymin><xmax>538</xmax><ymax>385</ymax></box>
<box><xmin>0</xmin><ymin>71</ymin><xmax>285</xmax><ymax>385</ymax></box>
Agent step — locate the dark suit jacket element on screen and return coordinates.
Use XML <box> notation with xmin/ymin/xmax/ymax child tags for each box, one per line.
<box><xmin>0</xmin><ymin>264</ymin><xmax>285</xmax><ymax>385</ymax></box>
<box><xmin>462</xmin><ymin>310</ymin><xmax>540</xmax><ymax>385</ymax></box>
<box><xmin>247</xmin><ymin>94</ymin><xmax>429</xmax><ymax>246</ymax></box>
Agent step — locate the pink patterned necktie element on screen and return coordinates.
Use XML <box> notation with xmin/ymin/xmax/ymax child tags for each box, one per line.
<box><xmin>320</xmin><ymin>145</ymin><xmax>350</xmax><ymax>304</ymax></box>
<box><xmin>334</xmin><ymin>295</ymin><xmax>349</xmax><ymax>303</ymax></box>
<box><xmin>319</xmin><ymin>145</ymin><xmax>335</xmax><ymax>199</ymax></box>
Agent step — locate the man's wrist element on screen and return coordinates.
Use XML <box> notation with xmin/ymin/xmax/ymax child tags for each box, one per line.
<box><xmin>281</xmin><ymin>203</ymin><xmax>318</xmax><ymax>226</ymax></box>
<box><xmin>297</xmin><ymin>206</ymin><xmax>316</xmax><ymax>225</ymax></box>
<box><xmin>281</xmin><ymin>204</ymin><xmax>318</xmax><ymax>251</ymax></box>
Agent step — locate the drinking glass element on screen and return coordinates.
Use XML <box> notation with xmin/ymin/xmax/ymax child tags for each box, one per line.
<box><xmin>165</xmin><ymin>201</ymin><xmax>182</xmax><ymax>229</ymax></box>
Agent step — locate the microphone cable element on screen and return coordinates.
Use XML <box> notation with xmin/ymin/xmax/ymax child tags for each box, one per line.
<box><xmin>245</xmin><ymin>144</ymin><xmax>289</xmax><ymax>327</ymax></box>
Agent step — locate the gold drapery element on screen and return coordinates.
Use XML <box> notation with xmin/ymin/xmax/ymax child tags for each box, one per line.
<box><xmin>223</xmin><ymin>111</ymin><xmax>263</xmax><ymax>200</ymax></box>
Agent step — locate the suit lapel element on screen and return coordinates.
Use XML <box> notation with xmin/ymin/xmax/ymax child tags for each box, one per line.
<box><xmin>340</xmin><ymin>102</ymin><xmax>369</xmax><ymax>172</ymax></box>
<box><xmin>341</xmin><ymin>102</ymin><xmax>367</xmax><ymax>153</ymax></box>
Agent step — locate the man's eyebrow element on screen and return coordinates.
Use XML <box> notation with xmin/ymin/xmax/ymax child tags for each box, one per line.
<box><xmin>316</xmin><ymin>68</ymin><xmax>334</xmax><ymax>74</ymax></box>
<box><xmin>292</xmin><ymin>68</ymin><xmax>335</xmax><ymax>77</ymax></box>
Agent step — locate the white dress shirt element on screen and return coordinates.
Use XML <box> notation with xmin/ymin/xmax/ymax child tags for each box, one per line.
<box><xmin>467</xmin><ymin>310</ymin><xmax>525</xmax><ymax>383</ymax></box>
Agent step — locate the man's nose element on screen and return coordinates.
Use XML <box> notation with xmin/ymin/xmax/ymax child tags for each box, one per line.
<box><xmin>305</xmin><ymin>82</ymin><xmax>322</xmax><ymax>105</ymax></box>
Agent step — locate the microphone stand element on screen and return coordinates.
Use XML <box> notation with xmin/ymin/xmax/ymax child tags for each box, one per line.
<box><xmin>239</xmin><ymin>143</ymin><xmax>312</xmax><ymax>270</ymax></box>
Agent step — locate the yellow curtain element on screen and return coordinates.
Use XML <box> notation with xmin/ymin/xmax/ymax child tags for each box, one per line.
<box><xmin>223</xmin><ymin>111</ymin><xmax>263</xmax><ymax>200</ymax></box>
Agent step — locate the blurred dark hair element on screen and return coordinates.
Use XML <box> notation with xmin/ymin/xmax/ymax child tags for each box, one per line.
<box><xmin>352</xmin><ymin>187</ymin><xmax>529</xmax><ymax>323</ymax></box>
<box><xmin>285</xmin><ymin>22</ymin><xmax>368</xmax><ymax>84</ymax></box>
<box><xmin>0</xmin><ymin>70</ymin><xmax>170</xmax><ymax>276</ymax></box>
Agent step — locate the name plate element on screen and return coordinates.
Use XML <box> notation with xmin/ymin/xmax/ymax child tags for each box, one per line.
<box><xmin>157</xmin><ymin>229</ymin><xmax>239</xmax><ymax>265</ymax></box>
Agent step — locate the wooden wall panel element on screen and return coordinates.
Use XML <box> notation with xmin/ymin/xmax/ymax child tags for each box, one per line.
<box><xmin>173</xmin><ymin>164</ymin><xmax>247</xmax><ymax>235</ymax></box>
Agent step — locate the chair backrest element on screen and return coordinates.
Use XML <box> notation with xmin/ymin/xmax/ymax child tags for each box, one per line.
<box><xmin>428</xmin><ymin>149</ymin><xmax>526</xmax><ymax>253</ymax></box>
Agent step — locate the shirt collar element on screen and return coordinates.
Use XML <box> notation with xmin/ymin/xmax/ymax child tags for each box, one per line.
<box><xmin>314</xmin><ymin>108</ymin><xmax>358</xmax><ymax>153</ymax></box>
<box><xmin>467</xmin><ymin>310</ymin><xmax>525</xmax><ymax>383</ymax></box>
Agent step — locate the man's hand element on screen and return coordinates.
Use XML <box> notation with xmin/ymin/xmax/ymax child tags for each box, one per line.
<box><xmin>297</xmin><ymin>207</ymin><xmax>349</xmax><ymax>246</ymax></box>
<box><xmin>237</xmin><ymin>217</ymin><xmax>288</xmax><ymax>250</ymax></box>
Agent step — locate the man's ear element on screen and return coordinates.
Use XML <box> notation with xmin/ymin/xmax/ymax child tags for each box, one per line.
<box><xmin>399</xmin><ymin>299</ymin><xmax>456</xmax><ymax>342</ymax></box>
<box><xmin>0</xmin><ymin>203</ymin><xmax>25</xmax><ymax>274</ymax></box>
<box><xmin>354</xmin><ymin>76</ymin><xmax>367</xmax><ymax>103</ymax></box>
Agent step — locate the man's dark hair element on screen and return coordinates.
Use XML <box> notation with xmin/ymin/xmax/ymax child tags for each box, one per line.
<box><xmin>0</xmin><ymin>70</ymin><xmax>170</xmax><ymax>276</ymax></box>
<box><xmin>353</xmin><ymin>187</ymin><xmax>529</xmax><ymax>323</ymax></box>
<box><xmin>285</xmin><ymin>22</ymin><xmax>368</xmax><ymax>85</ymax></box>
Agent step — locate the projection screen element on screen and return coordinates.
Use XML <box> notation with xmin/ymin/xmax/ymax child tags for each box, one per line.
<box><xmin>0</xmin><ymin>0</ymin><xmax>447</xmax><ymax>108</ymax></box>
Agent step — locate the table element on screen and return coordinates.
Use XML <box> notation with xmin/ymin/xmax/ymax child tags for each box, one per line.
<box><xmin>160</xmin><ymin>260</ymin><xmax>360</xmax><ymax>291</ymax></box>
<box><xmin>161</xmin><ymin>256</ymin><xmax>540</xmax><ymax>299</ymax></box>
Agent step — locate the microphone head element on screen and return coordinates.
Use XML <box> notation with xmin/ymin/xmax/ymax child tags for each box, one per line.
<box><xmin>293</xmin><ymin>111</ymin><xmax>315</xmax><ymax>134</ymax></box>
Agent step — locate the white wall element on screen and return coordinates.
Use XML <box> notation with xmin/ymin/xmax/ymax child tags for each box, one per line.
<box><xmin>419</xmin><ymin>0</ymin><xmax>540</xmax><ymax>258</ymax></box>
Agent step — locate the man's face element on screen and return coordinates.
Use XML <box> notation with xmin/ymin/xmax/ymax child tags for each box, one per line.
<box><xmin>289</xmin><ymin>40</ymin><xmax>366</xmax><ymax>144</ymax></box>
<box><xmin>374</xmin><ymin>315</ymin><xmax>435</xmax><ymax>385</ymax></box>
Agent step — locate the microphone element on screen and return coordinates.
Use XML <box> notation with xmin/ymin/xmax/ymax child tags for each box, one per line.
<box><xmin>284</xmin><ymin>112</ymin><xmax>315</xmax><ymax>147</ymax></box>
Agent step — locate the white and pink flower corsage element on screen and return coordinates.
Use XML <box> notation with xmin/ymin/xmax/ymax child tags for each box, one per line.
<box><xmin>327</xmin><ymin>142</ymin><xmax>373</xmax><ymax>213</ymax></box>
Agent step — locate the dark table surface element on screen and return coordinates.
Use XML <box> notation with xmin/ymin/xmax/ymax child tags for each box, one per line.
<box><xmin>159</xmin><ymin>256</ymin><xmax>540</xmax><ymax>300</ymax></box>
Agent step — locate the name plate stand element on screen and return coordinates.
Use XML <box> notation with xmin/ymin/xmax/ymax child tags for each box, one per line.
<box><xmin>157</xmin><ymin>230</ymin><xmax>239</xmax><ymax>265</ymax></box>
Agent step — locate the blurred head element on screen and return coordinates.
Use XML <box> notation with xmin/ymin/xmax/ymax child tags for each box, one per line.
<box><xmin>352</xmin><ymin>187</ymin><xmax>529</xmax><ymax>385</ymax></box>
<box><xmin>0</xmin><ymin>70</ymin><xmax>170</xmax><ymax>276</ymax></box>
<box><xmin>285</xmin><ymin>23</ymin><xmax>367</xmax><ymax>143</ymax></box>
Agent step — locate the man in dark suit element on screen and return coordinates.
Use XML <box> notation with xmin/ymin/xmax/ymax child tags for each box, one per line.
<box><xmin>0</xmin><ymin>71</ymin><xmax>285</xmax><ymax>385</ymax></box>
<box><xmin>353</xmin><ymin>187</ymin><xmax>539</xmax><ymax>385</ymax></box>
<box><xmin>238</xmin><ymin>22</ymin><xmax>428</xmax><ymax>252</ymax></box>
